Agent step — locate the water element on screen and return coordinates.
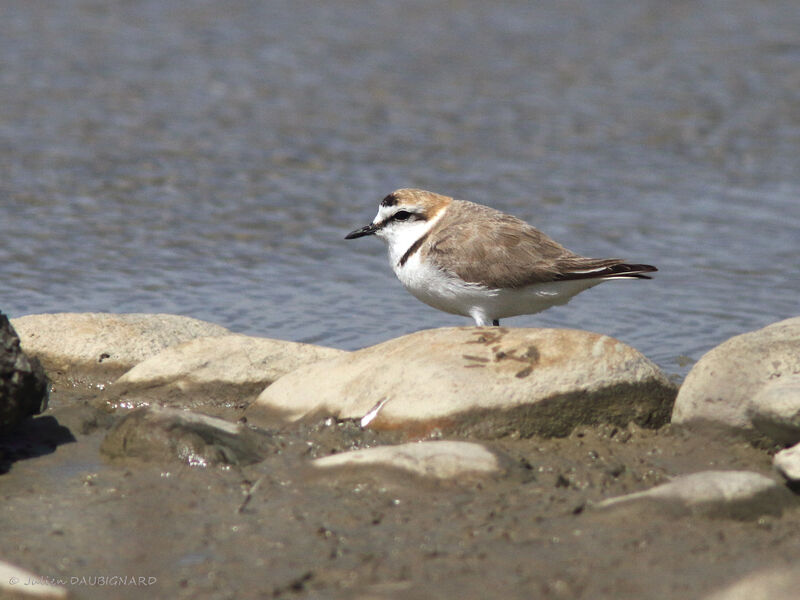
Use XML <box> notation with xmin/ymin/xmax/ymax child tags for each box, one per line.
<box><xmin>1</xmin><ymin>0</ymin><xmax>798</xmax><ymax>378</ymax></box>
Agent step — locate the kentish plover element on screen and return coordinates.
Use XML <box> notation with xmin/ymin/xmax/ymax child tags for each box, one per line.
<box><xmin>345</xmin><ymin>188</ymin><xmax>656</xmax><ymax>326</ymax></box>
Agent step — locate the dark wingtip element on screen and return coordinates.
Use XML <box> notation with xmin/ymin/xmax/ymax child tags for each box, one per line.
<box><xmin>611</xmin><ymin>263</ymin><xmax>658</xmax><ymax>279</ymax></box>
<box><xmin>555</xmin><ymin>262</ymin><xmax>658</xmax><ymax>282</ymax></box>
<box><xmin>629</xmin><ymin>264</ymin><xmax>657</xmax><ymax>273</ymax></box>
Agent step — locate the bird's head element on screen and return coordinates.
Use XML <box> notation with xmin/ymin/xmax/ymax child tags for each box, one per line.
<box><xmin>345</xmin><ymin>188</ymin><xmax>451</xmax><ymax>246</ymax></box>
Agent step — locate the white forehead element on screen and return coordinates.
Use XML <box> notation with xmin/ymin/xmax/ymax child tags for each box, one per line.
<box><xmin>373</xmin><ymin>204</ymin><xmax>397</xmax><ymax>224</ymax></box>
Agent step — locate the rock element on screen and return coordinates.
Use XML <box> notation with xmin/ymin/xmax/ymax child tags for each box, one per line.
<box><xmin>248</xmin><ymin>327</ymin><xmax>676</xmax><ymax>438</ymax></box>
<box><xmin>749</xmin><ymin>375</ymin><xmax>800</xmax><ymax>446</ymax></box>
<box><xmin>311</xmin><ymin>441</ymin><xmax>506</xmax><ymax>482</ymax></box>
<box><xmin>703</xmin><ymin>567</ymin><xmax>800</xmax><ymax>600</ymax></box>
<box><xmin>773</xmin><ymin>442</ymin><xmax>800</xmax><ymax>482</ymax></box>
<box><xmin>672</xmin><ymin>317</ymin><xmax>800</xmax><ymax>441</ymax></box>
<box><xmin>0</xmin><ymin>558</ymin><xmax>68</xmax><ymax>598</ymax></box>
<box><xmin>100</xmin><ymin>406</ymin><xmax>273</xmax><ymax>467</ymax></box>
<box><xmin>10</xmin><ymin>313</ymin><xmax>230</xmax><ymax>390</ymax></box>
<box><xmin>100</xmin><ymin>334</ymin><xmax>345</xmax><ymax>414</ymax></box>
<box><xmin>1</xmin><ymin>312</ymin><xmax>49</xmax><ymax>433</ymax></box>
<box><xmin>595</xmin><ymin>470</ymin><xmax>795</xmax><ymax>520</ymax></box>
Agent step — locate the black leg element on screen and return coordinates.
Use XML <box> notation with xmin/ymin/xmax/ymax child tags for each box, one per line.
<box><xmin>492</xmin><ymin>319</ymin><xmax>500</xmax><ymax>326</ymax></box>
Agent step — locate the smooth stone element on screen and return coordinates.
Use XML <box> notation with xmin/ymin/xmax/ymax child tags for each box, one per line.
<box><xmin>672</xmin><ymin>317</ymin><xmax>800</xmax><ymax>440</ymax></box>
<box><xmin>0</xmin><ymin>559</ymin><xmax>68</xmax><ymax>598</ymax></box>
<box><xmin>100</xmin><ymin>406</ymin><xmax>273</xmax><ymax>467</ymax></box>
<box><xmin>1</xmin><ymin>312</ymin><xmax>48</xmax><ymax>433</ymax></box>
<box><xmin>248</xmin><ymin>327</ymin><xmax>676</xmax><ymax>438</ymax></box>
<box><xmin>10</xmin><ymin>313</ymin><xmax>230</xmax><ymax>390</ymax></box>
<box><xmin>773</xmin><ymin>442</ymin><xmax>800</xmax><ymax>482</ymax></box>
<box><xmin>595</xmin><ymin>470</ymin><xmax>795</xmax><ymax>520</ymax></box>
<box><xmin>311</xmin><ymin>441</ymin><xmax>505</xmax><ymax>481</ymax></box>
<box><xmin>748</xmin><ymin>375</ymin><xmax>800</xmax><ymax>446</ymax></box>
<box><xmin>100</xmin><ymin>334</ymin><xmax>345</xmax><ymax>413</ymax></box>
<box><xmin>703</xmin><ymin>567</ymin><xmax>800</xmax><ymax>600</ymax></box>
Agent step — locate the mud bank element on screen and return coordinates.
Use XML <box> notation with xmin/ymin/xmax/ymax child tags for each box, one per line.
<box><xmin>2</xmin><ymin>391</ymin><xmax>799</xmax><ymax>600</ymax></box>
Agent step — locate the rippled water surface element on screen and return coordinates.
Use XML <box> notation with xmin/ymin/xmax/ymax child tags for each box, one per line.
<box><xmin>2</xmin><ymin>1</ymin><xmax>798</xmax><ymax>377</ymax></box>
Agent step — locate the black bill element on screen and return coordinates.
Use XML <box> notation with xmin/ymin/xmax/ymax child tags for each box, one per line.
<box><xmin>345</xmin><ymin>223</ymin><xmax>379</xmax><ymax>239</ymax></box>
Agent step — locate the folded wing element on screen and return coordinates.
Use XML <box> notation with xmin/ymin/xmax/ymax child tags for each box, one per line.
<box><xmin>426</xmin><ymin>200</ymin><xmax>656</xmax><ymax>289</ymax></box>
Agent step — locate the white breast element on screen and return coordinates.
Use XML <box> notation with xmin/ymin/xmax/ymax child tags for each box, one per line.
<box><xmin>391</xmin><ymin>249</ymin><xmax>484</xmax><ymax>316</ymax></box>
<box><xmin>381</xmin><ymin>210</ymin><xmax>475</xmax><ymax>316</ymax></box>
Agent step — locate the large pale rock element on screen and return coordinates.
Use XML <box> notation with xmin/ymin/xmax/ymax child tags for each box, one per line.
<box><xmin>248</xmin><ymin>327</ymin><xmax>676</xmax><ymax>438</ymax></box>
<box><xmin>10</xmin><ymin>313</ymin><xmax>230</xmax><ymax>390</ymax></box>
<box><xmin>101</xmin><ymin>334</ymin><xmax>345</xmax><ymax>413</ymax></box>
<box><xmin>595</xmin><ymin>470</ymin><xmax>795</xmax><ymax>520</ymax></box>
<box><xmin>100</xmin><ymin>406</ymin><xmax>273</xmax><ymax>467</ymax></box>
<box><xmin>703</xmin><ymin>567</ymin><xmax>800</xmax><ymax>600</ymax></box>
<box><xmin>1</xmin><ymin>313</ymin><xmax>49</xmax><ymax>432</ymax></box>
<box><xmin>311</xmin><ymin>441</ymin><xmax>505</xmax><ymax>481</ymax></box>
<box><xmin>749</xmin><ymin>375</ymin><xmax>800</xmax><ymax>446</ymax></box>
<box><xmin>672</xmin><ymin>317</ymin><xmax>800</xmax><ymax>440</ymax></box>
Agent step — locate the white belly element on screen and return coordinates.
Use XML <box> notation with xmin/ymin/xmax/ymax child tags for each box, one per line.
<box><xmin>391</xmin><ymin>251</ymin><xmax>602</xmax><ymax>324</ymax></box>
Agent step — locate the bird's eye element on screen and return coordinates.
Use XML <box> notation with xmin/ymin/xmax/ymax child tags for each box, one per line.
<box><xmin>393</xmin><ymin>210</ymin><xmax>413</xmax><ymax>221</ymax></box>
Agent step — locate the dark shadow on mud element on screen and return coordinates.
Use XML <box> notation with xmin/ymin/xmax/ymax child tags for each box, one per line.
<box><xmin>0</xmin><ymin>416</ymin><xmax>76</xmax><ymax>474</ymax></box>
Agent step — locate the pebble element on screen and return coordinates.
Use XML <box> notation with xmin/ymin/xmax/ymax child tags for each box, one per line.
<box><xmin>100</xmin><ymin>406</ymin><xmax>273</xmax><ymax>467</ymax></box>
<box><xmin>595</xmin><ymin>470</ymin><xmax>795</xmax><ymax>520</ymax></box>
<box><xmin>311</xmin><ymin>440</ymin><xmax>505</xmax><ymax>481</ymax></box>
<box><xmin>772</xmin><ymin>442</ymin><xmax>800</xmax><ymax>483</ymax></box>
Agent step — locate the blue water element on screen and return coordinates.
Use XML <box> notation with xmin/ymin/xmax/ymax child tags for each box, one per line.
<box><xmin>1</xmin><ymin>0</ymin><xmax>798</xmax><ymax>377</ymax></box>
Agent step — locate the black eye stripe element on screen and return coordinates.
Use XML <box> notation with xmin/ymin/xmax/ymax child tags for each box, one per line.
<box><xmin>375</xmin><ymin>209</ymin><xmax>422</xmax><ymax>229</ymax></box>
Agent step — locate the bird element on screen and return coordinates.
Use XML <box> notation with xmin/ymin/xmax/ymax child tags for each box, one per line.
<box><xmin>345</xmin><ymin>188</ymin><xmax>656</xmax><ymax>326</ymax></box>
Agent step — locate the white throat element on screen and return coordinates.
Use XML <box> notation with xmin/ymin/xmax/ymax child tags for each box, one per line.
<box><xmin>374</xmin><ymin>208</ymin><xmax>445</xmax><ymax>268</ymax></box>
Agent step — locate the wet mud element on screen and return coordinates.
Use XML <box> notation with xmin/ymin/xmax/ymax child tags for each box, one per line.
<box><xmin>1</xmin><ymin>392</ymin><xmax>798</xmax><ymax>599</ymax></box>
